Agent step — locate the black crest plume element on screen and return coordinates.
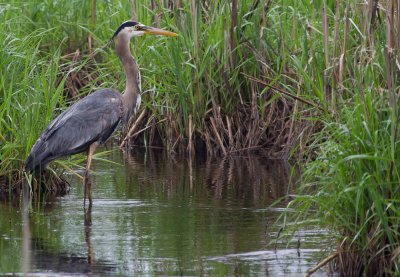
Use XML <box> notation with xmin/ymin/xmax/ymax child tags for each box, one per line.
<box><xmin>112</xmin><ymin>20</ymin><xmax>139</xmax><ymax>40</ymax></box>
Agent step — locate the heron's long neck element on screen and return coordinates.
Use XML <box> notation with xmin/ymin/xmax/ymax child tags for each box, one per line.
<box><xmin>116</xmin><ymin>41</ymin><xmax>141</xmax><ymax>126</ymax></box>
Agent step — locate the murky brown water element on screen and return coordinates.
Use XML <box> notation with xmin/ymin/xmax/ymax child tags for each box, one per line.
<box><xmin>0</xmin><ymin>149</ymin><xmax>330</xmax><ymax>276</ymax></box>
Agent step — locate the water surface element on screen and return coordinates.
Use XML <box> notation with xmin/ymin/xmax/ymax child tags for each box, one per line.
<box><xmin>0</xmin><ymin>149</ymin><xmax>329</xmax><ymax>276</ymax></box>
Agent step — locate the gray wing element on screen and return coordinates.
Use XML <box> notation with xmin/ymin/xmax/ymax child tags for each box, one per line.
<box><xmin>25</xmin><ymin>89</ymin><xmax>123</xmax><ymax>172</ymax></box>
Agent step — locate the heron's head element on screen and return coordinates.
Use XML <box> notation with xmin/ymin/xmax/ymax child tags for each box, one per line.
<box><xmin>112</xmin><ymin>20</ymin><xmax>178</xmax><ymax>45</ymax></box>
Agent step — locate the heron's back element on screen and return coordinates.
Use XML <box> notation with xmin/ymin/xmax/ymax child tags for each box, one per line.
<box><xmin>25</xmin><ymin>89</ymin><xmax>123</xmax><ymax>173</ymax></box>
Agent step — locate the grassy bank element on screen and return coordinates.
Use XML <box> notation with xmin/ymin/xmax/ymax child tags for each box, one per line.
<box><xmin>278</xmin><ymin>1</ymin><xmax>400</xmax><ymax>275</ymax></box>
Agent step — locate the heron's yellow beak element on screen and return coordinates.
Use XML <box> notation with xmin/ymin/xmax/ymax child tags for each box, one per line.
<box><xmin>140</xmin><ymin>26</ymin><xmax>178</xmax><ymax>37</ymax></box>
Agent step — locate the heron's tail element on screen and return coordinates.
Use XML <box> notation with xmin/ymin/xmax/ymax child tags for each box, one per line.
<box><xmin>25</xmin><ymin>153</ymin><xmax>40</xmax><ymax>174</ymax></box>
<box><xmin>25</xmin><ymin>145</ymin><xmax>49</xmax><ymax>174</ymax></box>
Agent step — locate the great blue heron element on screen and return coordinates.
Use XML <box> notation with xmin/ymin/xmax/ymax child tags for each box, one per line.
<box><xmin>25</xmin><ymin>21</ymin><xmax>177</xmax><ymax>205</ymax></box>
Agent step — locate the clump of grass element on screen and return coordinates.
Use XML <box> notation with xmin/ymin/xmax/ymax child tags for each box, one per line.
<box><xmin>0</xmin><ymin>2</ymin><xmax>83</xmax><ymax>192</ymax></box>
<box><xmin>290</xmin><ymin>101</ymin><xmax>400</xmax><ymax>275</ymax></box>
<box><xmin>278</xmin><ymin>0</ymin><xmax>400</xmax><ymax>275</ymax></box>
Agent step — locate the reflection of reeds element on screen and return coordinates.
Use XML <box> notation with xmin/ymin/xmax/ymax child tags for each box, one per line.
<box><xmin>205</xmin><ymin>157</ymin><xmax>292</xmax><ymax>205</ymax></box>
<box><xmin>123</xmin><ymin>149</ymin><xmax>293</xmax><ymax>206</ymax></box>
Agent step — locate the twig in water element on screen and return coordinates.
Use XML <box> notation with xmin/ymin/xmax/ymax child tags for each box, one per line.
<box><xmin>305</xmin><ymin>252</ymin><xmax>339</xmax><ymax>277</ymax></box>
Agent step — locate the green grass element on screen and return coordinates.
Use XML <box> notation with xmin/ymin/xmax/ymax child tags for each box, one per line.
<box><xmin>1</xmin><ymin>0</ymin><xmax>400</xmax><ymax>274</ymax></box>
<box><xmin>276</xmin><ymin>1</ymin><xmax>400</xmax><ymax>275</ymax></box>
<box><xmin>1</xmin><ymin>9</ymin><xmax>66</xmax><ymax>175</ymax></box>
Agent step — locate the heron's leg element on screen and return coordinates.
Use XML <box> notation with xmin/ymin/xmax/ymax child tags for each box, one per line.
<box><xmin>84</xmin><ymin>142</ymin><xmax>97</xmax><ymax>208</ymax></box>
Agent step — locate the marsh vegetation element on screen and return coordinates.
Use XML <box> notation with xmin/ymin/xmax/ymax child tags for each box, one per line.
<box><xmin>1</xmin><ymin>0</ymin><xmax>400</xmax><ymax>275</ymax></box>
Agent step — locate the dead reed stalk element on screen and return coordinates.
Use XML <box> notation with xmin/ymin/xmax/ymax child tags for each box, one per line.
<box><xmin>120</xmin><ymin>109</ymin><xmax>147</xmax><ymax>148</ymax></box>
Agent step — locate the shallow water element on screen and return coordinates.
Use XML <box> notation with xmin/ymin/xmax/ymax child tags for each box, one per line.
<box><xmin>0</xmin><ymin>149</ymin><xmax>330</xmax><ymax>276</ymax></box>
